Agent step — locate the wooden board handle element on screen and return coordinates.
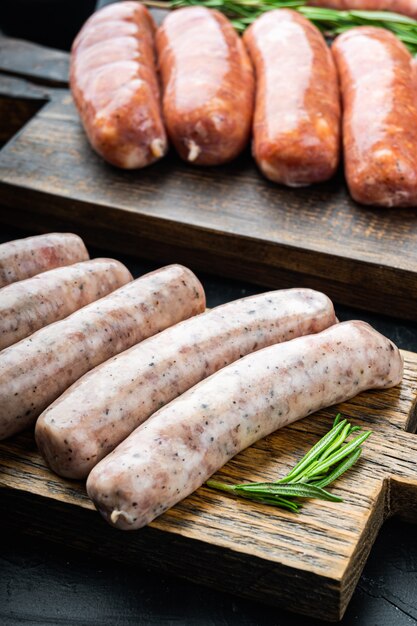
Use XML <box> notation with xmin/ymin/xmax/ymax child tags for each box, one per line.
<box><xmin>390</xmin><ymin>477</ymin><xmax>417</xmax><ymax>523</ymax></box>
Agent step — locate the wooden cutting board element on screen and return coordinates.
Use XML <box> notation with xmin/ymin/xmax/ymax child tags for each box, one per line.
<box><xmin>1</xmin><ymin>349</ymin><xmax>416</xmax><ymax>622</ymax></box>
<box><xmin>1</xmin><ymin>28</ymin><xmax>417</xmax><ymax>322</ymax></box>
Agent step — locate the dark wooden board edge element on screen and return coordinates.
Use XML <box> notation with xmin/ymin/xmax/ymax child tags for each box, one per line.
<box><xmin>0</xmin><ymin>184</ymin><xmax>414</xmax><ymax>321</ymax></box>
<box><xmin>0</xmin><ymin>74</ymin><xmax>49</xmax><ymax>147</ymax></box>
<box><xmin>0</xmin><ymin>487</ymin><xmax>345</xmax><ymax>622</ymax></box>
<box><xmin>339</xmin><ymin>482</ymin><xmax>388</xmax><ymax>616</ymax></box>
<box><xmin>0</xmin><ymin>35</ymin><xmax>69</xmax><ymax>86</ymax></box>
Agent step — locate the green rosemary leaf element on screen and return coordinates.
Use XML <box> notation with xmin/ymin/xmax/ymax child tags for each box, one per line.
<box><xmin>350</xmin><ymin>9</ymin><xmax>417</xmax><ymax>23</ymax></box>
<box><xmin>315</xmin><ymin>421</ymin><xmax>351</xmax><ymax>464</ymax></box>
<box><xmin>311</xmin><ymin>448</ymin><xmax>362</xmax><ymax>489</ymax></box>
<box><xmin>277</xmin><ymin>419</ymin><xmax>348</xmax><ymax>483</ymax></box>
<box><xmin>206</xmin><ymin>415</ymin><xmax>370</xmax><ymax>514</ymax></box>
<box><xmin>305</xmin><ymin>430</ymin><xmax>371</xmax><ymax>478</ymax></box>
<box><xmin>236</xmin><ymin>491</ymin><xmax>302</xmax><ymax>511</ymax></box>
<box><xmin>333</xmin><ymin>413</ymin><xmax>342</xmax><ymax>427</ymax></box>
<box><xmin>234</xmin><ymin>482</ymin><xmax>343</xmax><ymax>501</ymax></box>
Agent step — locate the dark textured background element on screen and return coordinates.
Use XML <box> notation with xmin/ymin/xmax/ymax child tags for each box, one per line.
<box><xmin>0</xmin><ymin>224</ymin><xmax>416</xmax><ymax>625</ymax></box>
<box><xmin>1</xmin><ymin>1</ymin><xmax>417</xmax><ymax>623</ymax></box>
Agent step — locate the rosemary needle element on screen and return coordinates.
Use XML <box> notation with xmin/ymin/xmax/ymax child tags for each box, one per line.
<box><xmin>206</xmin><ymin>414</ymin><xmax>372</xmax><ymax>512</ymax></box>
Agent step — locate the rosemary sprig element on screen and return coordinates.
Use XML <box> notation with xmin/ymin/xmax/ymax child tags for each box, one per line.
<box><xmin>206</xmin><ymin>414</ymin><xmax>371</xmax><ymax>512</ymax></box>
<box><xmin>170</xmin><ymin>0</ymin><xmax>417</xmax><ymax>53</ymax></box>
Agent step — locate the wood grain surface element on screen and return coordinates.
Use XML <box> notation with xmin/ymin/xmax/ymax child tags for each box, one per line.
<box><xmin>1</xmin><ymin>350</ymin><xmax>416</xmax><ymax>621</ymax></box>
<box><xmin>1</xmin><ymin>32</ymin><xmax>417</xmax><ymax>321</ymax></box>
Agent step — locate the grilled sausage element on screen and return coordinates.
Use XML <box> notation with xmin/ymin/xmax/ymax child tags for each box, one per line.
<box><xmin>36</xmin><ymin>288</ymin><xmax>336</xmax><ymax>478</ymax></box>
<box><xmin>0</xmin><ymin>233</ymin><xmax>88</xmax><ymax>288</ymax></box>
<box><xmin>87</xmin><ymin>320</ymin><xmax>403</xmax><ymax>530</ymax></box>
<box><xmin>156</xmin><ymin>7</ymin><xmax>254</xmax><ymax>165</ymax></box>
<box><xmin>243</xmin><ymin>10</ymin><xmax>340</xmax><ymax>186</ymax></box>
<box><xmin>70</xmin><ymin>1</ymin><xmax>167</xmax><ymax>168</ymax></box>
<box><xmin>0</xmin><ymin>258</ymin><xmax>132</xmax><ymax>351</ymax></box>
<box><xmin>332</xmin><ymin>27</ymin><xmax>417</xmax><ymax>206</ymax></box>
<box><xmin>308</xmin><ymin>0</ymin><xmax>417</xmax><ymax>21</ymax></box>
<box><xmin>0</xmin><ymin>265</ymin><xmax>205</xmax><ymax>440</ymax></box>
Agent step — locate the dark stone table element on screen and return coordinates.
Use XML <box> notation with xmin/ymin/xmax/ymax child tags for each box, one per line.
<box><xmin>1</xmin><ymin>224</ymin><xmax>416</xmax><ymax>626</ymax></box>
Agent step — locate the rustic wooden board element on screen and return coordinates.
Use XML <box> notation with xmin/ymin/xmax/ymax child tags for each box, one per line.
<box><xmin>0</xmin><ymin>74</ymin><xmax>50</xmax><ymax>147</ymax></box>
<box><xmin>1</xmin><ymin>349</ymin><xmax>416</xmax><ymax>622</ymax></box>
<box><xmin>1</xmin><ymin>32</ymin><xmax>417</xmax><ymax>321</ymax></box>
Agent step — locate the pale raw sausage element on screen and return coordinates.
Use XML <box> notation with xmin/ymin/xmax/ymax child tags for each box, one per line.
<box><xmin>0</xmin><ymin>265</ymin><xmax>205</xmax><ymax>440</ymax></box>
<box><xmin>87</xmin><ymin>320</ymin><xmax>403</xmax><ymax>530</ymax></box>
<box><xmin>0</xmin><ymin>233</ymin><xmax>88</xmax><ymax>288</ymax></box>
<box><xmin>0</xmin><ymin>258</ymin><xmax>132</xmax><ymax>351</ymax></box>
<box><xmin>36</xmin><ymin>288</ymin><xmax>336</xmax><ymax>478</ymax></box>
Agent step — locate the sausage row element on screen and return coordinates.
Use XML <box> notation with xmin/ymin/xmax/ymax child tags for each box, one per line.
<box><xmin>87</xmin><ymin>320</ymin><xmax>403</xmax><ymax>530</ymax></box>
<box><xmin>71</xmin><ymin>2</ymin><xmax>417</xmax><ymax>206</ymax></box>
<box><xmin>0</xmin><ymin>264</ymin><xmax>205</xmax><ymax>440</ymax></box>
<box><xmin>35</xmin><ymin>288</ymin><xmax>336</xmax><ymax>478</ymax></box>
<box><xmin>0</xmin><ymin>233</ymin><xmax>403</xmax><ymax>531</ymax></box>
<box><xmin>0</xmin><ymin>258</ymin><xmax>132</xmax><ymax>350</ymax></box>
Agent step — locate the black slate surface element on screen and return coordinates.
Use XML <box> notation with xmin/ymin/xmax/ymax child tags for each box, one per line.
<box><xmin>0</xmin><ymin>224</ymin><xmax>417</xmax><ymax>625</ymax></box>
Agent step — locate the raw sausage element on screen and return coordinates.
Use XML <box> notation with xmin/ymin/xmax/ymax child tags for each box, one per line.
<box><xmin>0</xmin><ymin>265</ymin><xmax>205</xmax><ymax>440</ymax></box>
<box><xmin>0</xmin><ymin>233</ymin><xmax>88</xmax><ymax>288</ymax></box>
<box><xmin>87</xmin><ymin>320</ymin><xmax>403</xmax><ymax>530</ymax></box>
<box><xmin>156</xmin><ymin>7</ymin><xmax>254</xmax><ymax>165</ymax></box>
<box><xmin>0</xmin><ymin>258</ymin><xmax>132</xmax><ymax>351</ymax></box>
<box><xmin>243</xmin><ymin>10</ymin><xmax>340</xmax><ymax>186</ymax></box>
<box><xmin>70</xmin><ymin>1</ymin><xmax>167</xmax><ymax>169</ymax></box>
<box><xmin>36</xmin><ymin>288</ymin><xmax>336</xmax><ymax>478</ymax></box>
<box><xmin>308</xmin><ymin>0</ymin><xmax>417</xmax><ymax>20</ymax></box>
<box><xmin>332</xmin><ymin>27</ymin><xmax>417</xmax><ymax>206</ymax></box>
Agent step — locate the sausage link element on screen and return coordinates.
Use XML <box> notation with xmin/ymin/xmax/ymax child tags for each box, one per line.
<box><xmin>0</xmin><ymin>265</ymin><xmax>205</xmax><ymax>440</ymax></box>
<box><xmin>70</xmin><ymin>1</ymin><xmax>167</xmax><ymax>169</ymax></box>
<box><xmin>0</xmin><ymin>233</ymin><xmax>88</xmax><ymax>288</ymax></box>
<box><xmin>0</xmin><ymin>258</ymin><xmax>132</xmax><ymax>351</ymax></box>
<box><xmin>308</xmin><ymin>0</ymin><xmax>417</xmax><ymax>20</ymax></box>
<box><xmin>36</xmin><ymin>288</ymin><xmax>336</xmax><ymax>478</ymax></box>
<box><xmin>156</xmin><ymin>7</ymin><xmax>254</xmax><ymax>165</ymax></box>
<box><xmin>332</xmin><ymin>27</ymin><xmax>417</xmax><ymax>206</ymax></box>
<box><xmin>243</xmin><ymin>10</ymin><xmax>340</xmax><ymax>186</ymax></box>
<box><xmin>87</xmin><ymin>320</ymin><xmax>403</xmax><ymax>530</ymax></box>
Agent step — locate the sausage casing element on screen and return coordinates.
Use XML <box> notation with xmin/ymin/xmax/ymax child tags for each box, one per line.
<box><xmin>243</xmin><ymin>10</ymin><xmax>340</xmax><ymax>186</ymax></box>
<box><xmin>332</xmin><ymin>27</ymin><xmax>417</xmax><ymax>206</ymax></box>
<box><xmin>87</xmin><ymin>320</ymin><xmax>403</xmax><ymax>530</ymax></box>
<box><xmin>0</xmin><ymin>258</ymin><xmax>132</xmax><ymax>351</ymax></box>
<box><xmin>36</xmin><ymin>288</ymin><xmax>336</xmax><ymax>478</ymax></box>
<box><xmin>0</xmin><ymin>233</ymin><xmax>89</xmax><ymax>288</ymax></box>
<box><xmin>156</xmin><ymin>7</ymin><xmax>254</xmax><ymax>165</ymax></box>
<box><xmin>70</xmin><ymin>1</ymin><xmax>167</xmax><ymax>168</ymax></box>
<box><xmin>0</xmin><ymin>265</ymin><xmax>205</xmax><ymax>440</ymax></box>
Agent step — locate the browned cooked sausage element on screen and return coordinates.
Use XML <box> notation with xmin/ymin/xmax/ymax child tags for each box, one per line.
<box><xmin>243</xmin><ymin>10</ymin><xmax>340</xmax><ymax>186</ymax></box>
<box><xmin>156</xmin><ymin>7</ymin><xmax>254</xmax><ymax>165</ymax></box>
<box><xmin>70</xmin><ymin>1</ymin><xmax>167</xmax><ymax>168</ymax></box>
<box><xmin>0</xmin><ymin>233</ymin><xmax>88</xmax><ymax>288</ymax></box>
<box><xmin>332</xmin><ymin>27</ymin><xmax>417</xmax><ymax>206</ymax></box>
